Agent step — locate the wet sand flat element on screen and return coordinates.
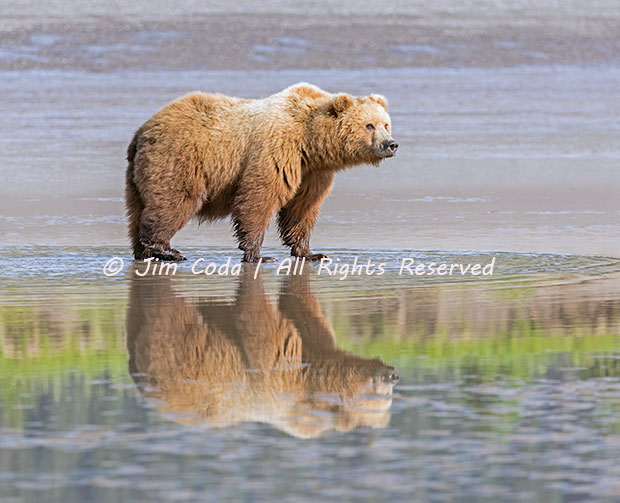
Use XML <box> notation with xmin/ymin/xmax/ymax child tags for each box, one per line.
<box><xmin>1</xmin><ymin>2</ymin><xmax>619</xmax><ymax>257</ymax></box>
<box><xmin>1</xmin><ymin>66</ymin><xmax>619</xmax><ymax>256</ymax></box>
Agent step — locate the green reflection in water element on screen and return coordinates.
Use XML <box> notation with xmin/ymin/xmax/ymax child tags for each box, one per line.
<box><xmin>1</xmin><ymin>266</ymin><xmax>620</xmax><ymax>431</ymax></box>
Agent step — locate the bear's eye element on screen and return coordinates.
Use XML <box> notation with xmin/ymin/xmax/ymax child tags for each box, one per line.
<box><xmin>366</xmin><ymin>123</ymin><xmax>375</xmax><ymax>131</ymax></box>
<box><xmin>385</xmin><ymin>123</ymin><xmax>390</xmax><ymax>131</ymax></box>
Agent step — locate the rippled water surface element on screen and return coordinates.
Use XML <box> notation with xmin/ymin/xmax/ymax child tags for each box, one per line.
<box><xmin>2</xmin><ymin>248</ymin><xmax>620</xmax><ymax>502</ymax></box>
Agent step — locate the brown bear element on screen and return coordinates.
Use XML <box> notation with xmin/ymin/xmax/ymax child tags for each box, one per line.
<box><xmin>126</xmin><ymin>268</ymin><xmax>399</xmax><ymax>438</ymax></box>
<box><xmin>125</xmin><ymin>83</ymin><xmax>397</xmax><ymax>262</ymax></box>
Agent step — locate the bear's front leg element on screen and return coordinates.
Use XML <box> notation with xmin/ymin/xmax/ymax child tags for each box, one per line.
<box><xmin>233</xmin><ymin>156</ymin><xmax>304</xmax><ymax>263</ymax></box>
<box><xmin>278</xmin><ymin>171</ymin><xmax>334</xmax><ymax>261</ymax></box>
<box><xmin>232</xmin><ymin>193</ymin><xmax>280</xmax><ymax>263</ymax></box>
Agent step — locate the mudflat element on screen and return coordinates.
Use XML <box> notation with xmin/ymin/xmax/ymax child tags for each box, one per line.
<box><xmin>1</xmin><ymin>66</ymin><xmax>619</xmax><ymax>256</ymax></box>
<box><xmin>2</xmin><ymin>2</ymin><xmax>619</xmax><ymax>256</ymax></box>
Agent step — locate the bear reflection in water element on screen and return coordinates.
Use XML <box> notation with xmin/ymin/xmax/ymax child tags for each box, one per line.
<box><xmin>126</xmin><ymin>267</ymin><xmax>399</xmax><ymax>438</ymax></box>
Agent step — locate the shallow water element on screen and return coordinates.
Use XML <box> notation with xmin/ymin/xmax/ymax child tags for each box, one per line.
<box><xmin>2</xmin><ymin>248</ymin><xmax>620</xmax><ymax>502</ymax></box>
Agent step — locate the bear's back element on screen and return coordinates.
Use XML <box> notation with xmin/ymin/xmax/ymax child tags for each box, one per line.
<box><xmin>152</xmin><ymin>91</ymin><xmax>251</xmax><ymax>129</ymax></box>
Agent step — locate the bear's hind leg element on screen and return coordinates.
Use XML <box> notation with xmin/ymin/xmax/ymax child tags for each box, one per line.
<box><xmin>126</xmin><ymin>171</ymin><xmax>146</xmax><ymax>260</ymax></box>
<box><xmin>137</xmin><ymin>200</ymin><xmax>196</xmax><ymax>261</ymax></box>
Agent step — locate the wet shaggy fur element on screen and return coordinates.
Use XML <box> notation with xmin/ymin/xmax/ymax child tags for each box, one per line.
<box><xmin>125</xmin><ymin>82</ymin><xmax>396</xmax><ymax>262</ymax></box>
<box><xmin>126</xmin><ymin>269</ymin><xmax>398</xmax><ymax>438</ymax></box>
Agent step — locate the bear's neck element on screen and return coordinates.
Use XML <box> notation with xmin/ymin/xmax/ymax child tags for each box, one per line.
<box><xmin>302</xmin><ymin>140</ymin><xmax>366</xmax><ymax>172</ymax></box>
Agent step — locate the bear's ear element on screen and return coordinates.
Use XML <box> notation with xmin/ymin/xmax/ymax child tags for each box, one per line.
<box><xmin>368</xmin><ymin>94</ymin><xmax>388</xmax><ymax>110</ymax></box>
<box><xmin>328</xmin><ymin>94</ymin><xmax>354</xmax><ymax>117</ymax></box>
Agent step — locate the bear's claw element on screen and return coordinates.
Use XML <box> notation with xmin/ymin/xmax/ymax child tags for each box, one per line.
<box><xmin>139</xmin><ymin>244</ymin><xmax>187</xmax><ymax>262</ymax></box>
<box><xmin>242</xmin><ymin>256</ymin><xmax>278</xmax><ymax>263</ymax></box>
<box><xmin>163</xmin><ymin>248</ymin><xmax>187</xmax><ymax>262</ymax></box>
<box><xmin>291</xmin><ymin>251</ymin><xmax>328</xmax><ymax>261</ymax></box>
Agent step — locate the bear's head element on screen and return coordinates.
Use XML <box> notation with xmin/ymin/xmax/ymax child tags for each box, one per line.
<box><xmin>324</xmin><ymin>92</ymin><xmax>398</xmax><ymax>166</ymax></box>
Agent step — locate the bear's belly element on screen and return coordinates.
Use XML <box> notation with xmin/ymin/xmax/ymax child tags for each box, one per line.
<box><xmin>195</xmin><ymin>182</ymin><xmax>238</xmax><ymax>222</ymax></box>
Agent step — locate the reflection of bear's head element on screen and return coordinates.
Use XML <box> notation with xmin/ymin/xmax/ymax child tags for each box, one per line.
<box><xmin>126</xmin><ymin>267</ymin><xmax>398</xmax><ymax>438</ymax></box>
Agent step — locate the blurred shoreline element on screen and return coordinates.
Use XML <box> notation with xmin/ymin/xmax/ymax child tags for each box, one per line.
<box><xmin>1</xmin><ymin>1</ymin><xmax>619</xmax><ymax>71</ymax></box>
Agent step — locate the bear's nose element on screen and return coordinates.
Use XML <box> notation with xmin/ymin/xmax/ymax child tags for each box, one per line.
<box><xmin>383</xmin><ymin>139</ymin><xmax>398</xmax><ymax>154</ymax></box>
<box><xmin>376</xmin><ymin>366</ymin><xmax>400</xmax><ymax>384</ymax></box>
<box><xmin>385</xmin><ymin>368</ymin><xmax>399</xmax><ymax>384</ymax></box>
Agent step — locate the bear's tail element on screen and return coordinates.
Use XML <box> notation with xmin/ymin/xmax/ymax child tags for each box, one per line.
<box><xmin>125</xmin><ymin>137</ymin><xmax>144</xmax><ymax>259</ymax></box>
